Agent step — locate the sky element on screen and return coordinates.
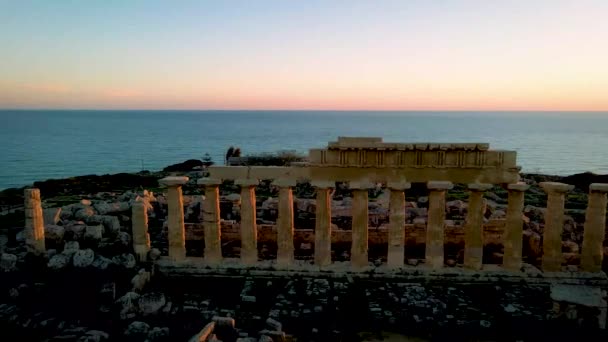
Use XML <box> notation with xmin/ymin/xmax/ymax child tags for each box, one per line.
<box><xmin>1</xmin><ymin>0</ymin><xmax>607</xmax><ymax>111</ymax></box>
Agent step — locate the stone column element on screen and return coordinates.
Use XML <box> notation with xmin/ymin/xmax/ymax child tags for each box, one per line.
<box><xmin>24</xmin><ymin>188</ymin><xmax>45</xmax><ymax>254</ymax></box>
<box><xmin>159</xmin><ymin>176</ymin><xmax>189</xmax><ymax>261</ymax></box>
<box><xmin>351</xmin><ymin>181</ymin><xmax>374</xmax><ymax>269</ymax></box>
<box><xmin>463</xmin><ymin>183</ymin><xmax>493</xmax><ymax>270</ymax></box>
<box><xmin>198</xmin><ymin>178</ymin><xmax>223</xmax><ymax>264</ymax></box>
<box><xmin>503</xmin><ymin>182</ymin><xmax>530</xmax><ymax>271</ymax></box>
<box><xmin>273</xmin><ymin>179</ymin><xmax>296</xmax><ymax>267</ymax></box>
<box><xmin>387</xmin><ymin>181</ymin><xmax>411</xmax><ymax>268</ymax></box>
<box><xmin>580</xmin><ymin>183</ymin><xmax>608</xmax><ymax>272</ymax></box>
<box><xmin>312</xmin><ymin>181</ymin><xmax>334</xmax><ymax>267</ymax></box>
<box><xmin>540</xmin><ymin>182</ymin><xmax>574</xmax><ymax>272</ymax></box>
<box><xmin>426</xmin><ymin>181</ymin><xmax>453</xmax><ymax>268</ymax></box>
<box><xmin>132</xmin><ymin>199</ymin><xmax>150</xmax><ymax>261</ymax></box>
<box><xmin>236</xmin><ymin>179</ymin><xmax>259</xmax><ymax>265</ymax></box>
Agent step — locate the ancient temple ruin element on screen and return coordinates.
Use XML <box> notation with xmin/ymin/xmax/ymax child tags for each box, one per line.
<box><xmin>23</xmin><ymin>137</ymin><xmax>608</xmax><ymax>328</ymax></box>
<box><xmin>120</xmin><ymin>137</ymin><xmax>605</xmax><ymax>282</ymax></box>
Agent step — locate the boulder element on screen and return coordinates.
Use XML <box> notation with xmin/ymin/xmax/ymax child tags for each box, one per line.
<box><xmin>147</xmin><ymin>327</ymin><xmax>170</xmax><ymax>342</ymax></box>
<box><xmin>85</xmin><ymin>225</ymin><xmax>104</xmax><ymax>241</ymax></box>
<box><xmin>266</xmin><ymin>318</ymin><xmax>282</xmax><ymax>331</ymax></box>
<box><xmin>64</xmin><ymin>222</ymin><xmax>87</xmax><ymax>240</ymax></box>
<box><xmin>131</xmin><ymin>269</ymin><xmax>151</xmax><ymax>292</ymax></box>
<box><xmin>48</xmin><ymin>254</ymin><xmax>70</xmax><ymax>270</ymax></box>
<box><xmin>93</xmin><ymin>202</ymin><xmax>112</xmax><ymax>215</ymax></box>
<box><xmin>82</xmin><ymin>330</ymin><xmax>109</xmax><ymax>341</ymax></box>
<box><xmin>124</xmin><ymin>321</ymin><xmax>150</xmax><ymax>338</ymax></box>
<box><xmin>74</xmin><ymin>207</ymin><xmax>96</xmax><ymax>221</ymax></box>
<box><xmin>43</xmin><ymin>208</ymin><xmax>62</xmax><ymax>225</ymax></box>
<box><xmin>524</xmin><ymin>205</ymin><xmax>545</xmax><ymax>222</ymax></box>
<box><xmin>45</xmin><ymin>224</ymin><xmax>65</xmax><ymax>244</ymax></box>
<box><xmin>1</xmin><ymin>253</ymin><xmax>17</xmax><ymax>272</ymax></box>
<box><xmin>117</xmin><ymin>292</ymin><xmax>140</xmax><ymax>320</ymax></box>
<box><xmin>112</xmin><ymin>253</ymin><xmax>136</xmax><ymax>269</ymax></box>
<box><xmin>73</xmin><ymin>249</ymin><xmax>95</xmax><ymax>268</ymax></box>
<box><xmin>114</xmin><ymin>232</ymin><xmax>132</xmax><ymax>252</ymax></box>
<box><xmin>138</xmin><ymin>292</ymin><xmax>166</xmax><ymax>316</ymax></box>
<box><xmin>92</xmin><ymin>255</ymin><xmax>114</xmax><ymax>270</ymax></box>
<box><xmin>490</xmin><ymin>210</ymin><xmax>506</xmax><ymax>220</ymax></box>
<box><xmin>148</xmin><ymin>248</ymin><xmax>162</xmax><ymax>261</ymax></box>
<box><xmin>100</xmin><ymin>216</ymin><xmax>121</xmax><ymax>233</ymax></box>
<box><xmin>63</xmin><ymin>241</ymin><xmax>80</xmax><ymax>256</ymax></box>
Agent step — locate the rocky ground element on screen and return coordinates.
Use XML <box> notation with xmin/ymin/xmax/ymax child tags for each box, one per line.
<box><xmin>1</xmin><ymin>167</ymin><xmax>608</xmax><ymax>341</ymax></box>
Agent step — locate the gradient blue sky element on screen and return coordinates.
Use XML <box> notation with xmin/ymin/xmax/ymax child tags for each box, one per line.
<box><xmin>1</xmin><ymin>0</ymin><xmax>607</xmax><ymax>110</ymax></box>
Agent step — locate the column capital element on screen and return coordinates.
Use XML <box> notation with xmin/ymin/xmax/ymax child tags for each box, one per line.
<box><xmin>311</xmin><ymin>180</ymin><xmax>335</xmax><ymax>189</ymax></box>
<box><xmin>540</xmin><ymin>182</ymin><xmax>573</xmax><ymax>194</ymax></box>
<box><xmin>427</xmin><ymin>181</ymin><xmax>453</xmax><ymax>191</ymax></box>
<box><xmin>235</xmin><ymin>179</ymin><xmax>259</xmax><ymax>187</ymax></box>
<box><xmin>159</xmin><ymin>176</ymin><xmax>189</xmax><ymax>187</ymax></box>
<box><xmin>467</xmin><ymin>183</ymin><xmax>493</xmax><ymax>191</ymax></box>
<box><xmin>387</xmin><ymin>181</ymin><xmax>411</xmax><ymax>191</ymax></box>
<box><xmin>24</xmin><ymin>188</ymin><xmax>41</xmax><ymax>200</ymax></box>
<box><xmin>350</xmin><ymin>180</ymin><xmax>376</xmax><ymax>190</ymax></box>
<box><xmin>272</xmin><ymin>178</ymin><xmax>297</xmax><ymax>188</ymax></box>
<box><xmin>197</xmin><ymin>178</ymin><xmax>222</xmax><ymax>186</ymax></box>
<box><xmin>589</xmin><ymin>183</ymin><xmax>608</xmax><ymax>193</ymax></box>
<box><xmin>507</xmin><ymin>182</ymin><xmax>530</xmax><ymax>192</ymax></box>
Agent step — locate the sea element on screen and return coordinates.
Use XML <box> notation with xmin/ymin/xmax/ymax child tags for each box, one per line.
<box><xmin>1</xmin><ymin>110</ymin><xmax>608</xmax><ymax>190</ymax></box>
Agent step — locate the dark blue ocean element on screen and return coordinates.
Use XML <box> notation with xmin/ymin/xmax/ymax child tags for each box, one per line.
<box><xmin>1</xmin><ymin>110</ymin><xmax>608</xmax><ymax>190</ymax></box>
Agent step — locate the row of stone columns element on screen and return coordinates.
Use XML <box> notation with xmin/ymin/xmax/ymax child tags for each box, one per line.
<box><xmin>157</xmin><ymin>177</ymin><xmax>608</xmax><ymax>273</ymax></box>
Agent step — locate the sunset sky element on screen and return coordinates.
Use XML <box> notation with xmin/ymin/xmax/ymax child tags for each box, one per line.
<box><xmin>1</xmin><ymin>1</ymin><xmax>607</xmax><ymax>111</ymax></box>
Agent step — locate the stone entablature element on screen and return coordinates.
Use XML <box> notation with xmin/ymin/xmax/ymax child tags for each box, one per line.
<box><xmin>308</xmin><ymin>137</ymin><xmax>517</xmax><ymax>171</ymax></box>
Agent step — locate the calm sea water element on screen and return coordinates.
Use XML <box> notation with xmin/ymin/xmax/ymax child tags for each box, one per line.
<box><xmin>1</xmin><ymin>110</ymin><xmax>608</xmax><ymax>190</ymax></box>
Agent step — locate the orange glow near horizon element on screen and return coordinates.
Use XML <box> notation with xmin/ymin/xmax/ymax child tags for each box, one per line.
<box><xmin>1</xmin><ymin>1</ymin><xmax>607</xmax><ymax>111</ymax></box>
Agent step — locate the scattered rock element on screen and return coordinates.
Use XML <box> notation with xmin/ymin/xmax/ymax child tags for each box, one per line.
<box><xmin>64</xmin><ymin>222</ymin><xmax>87</xmax><ymax>240</ymax></box>
<box><xmin>63</xmin><ymin>241</ymin><xmax>80</xmax><ymax>256</ymax></box>
<box><xmin>148</xmin><ymin>248</ymin><xmax>162</xmax><ymax>261</ymax></box>
<box><xmin>124</xmin><ymin>321</ymin><xmax>150</xmax><ymax>339</ymax></box>
<box><xmin>112</xmin><ymin>253</ymin><xmax>136</xmax><ymax>269</ymax></box>
<box><xmin>266</xmin><ymin>318</ymin><xmax>282</xmax><ymax>331</ymax></box>
<box><xmin>43</xmin><ymin>208</ymin><xmax>62</xmax><ymax>225</ymax></box>
<box><xmin>48</xmin><ymin>253</ymin><xmax>70</xmax><ymax>270</ymax></box>
<box><xmin>1</xmin><ymin>253</ymin><xmax>17</xmax><ymax>272</ymax></box>
<box><xmin>146</xmin><ymin>327</ymin><xmax>170</xmax><ymax>341</ymax></box>
<box><xmin>85</xmin><ymin>225</ymin><xmax>104</xmax><ymax>241</ymax></box>
<box><xmin>138</xmin><ymin>292</ymin><xmax>166</xmax><ymax>316</ymax></box>
<box><xmin>73</xmin><ymin>249</ymin><xmax>95</xmax><ymax>267</ymax></box>
<box><xmin>74</xmin><ymin>207</ymin><xmax>96</xmax><ymax>221</ymax></box>
<box><xmin>92</xmin><ymin>255</ymin><xmax>113</xmax><ymax>270</ymax></box>
<box><xmin>131</xmin><ymin>269</ymin><xmax>151</xmax><ymax>292</ymax></box>
<box><xmin>100</xmin><ymin>216</ymin><xmax>121</xmax><ymax>233</ymax></box>
<box><xmin>45</xmin><ymin>224</ymin><xmax>65</xmax><ymax>244</ymax></box>
<box><xmin>81</xmin><ymin>330</ymin><xmax>109</xmax><ymax>341</ymax></box>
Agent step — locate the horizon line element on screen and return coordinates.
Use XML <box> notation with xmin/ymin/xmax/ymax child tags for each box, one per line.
<box><xmin>1</xmin><ymin>108</ymin><xmax>608</xmax><ymax>112</ymax></box>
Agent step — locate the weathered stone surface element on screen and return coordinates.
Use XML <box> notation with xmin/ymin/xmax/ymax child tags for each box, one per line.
<box><xmin>112</xmin><ymin>253</ymin><xmax>136</xmax><ymax>269</ymax></box>
<box><xmin>64</xmin><ymin>222</ymin><xmax>87</xmax><ymax>240</ymax></box>
<box><xmin>85</xmin><ymin>225</ymin><xmax>104</xmax><ymax>241</ymax></box>
<box><xmin>124</xmin><ymin>321</ymin><xmax>150</xmax><ymax>338</ymax></box>
<box><xmin>146</xmin><ymin>327</ymin><xmax>170</xmax><ymax>342</ymax></box>
<box><xmin>62</xmin><ymin>241</ymin><xmax>80</xmax><ymax>256</ymax></box>
<box><xmin>0</xmin><ymin>253</ymin><xmax>17</xmax><ymax>272</ymax></box>
<box><xmin>73</xmin><ymin>249</ymin><xmax>95</xmax><ymax>267</ymax></box>
<box><xmin>48</xmin><ymin>253</ymin><xmax>70</xmax><ymax>270</ymax></box>
<box><xmin>45</xmin><ymin>224</ymin><xmax>65</xmax><ymax>243</ymax></box>
<box><xmin>92</xmin><ymin>255</ymin><xmax>113</xmax><ymax>270</ymax></box>
<box><xmin>138</xmin><ymin>292</ymin><xmax>166</xmax><ymax>316</ymax></box>
<box><xmin>24</xmin><ymin>188</ymin><xmax>45</xmax><ymax>253</ymax></box>
<box><xmin>43</xmin><ymin>207</ymin><xmax>62</xmax><ymax>225</ymax></box>
<box><xmin>74</xmin><ymin>207</ymin><xmax>96</xmax><ymax>221</ymax></box>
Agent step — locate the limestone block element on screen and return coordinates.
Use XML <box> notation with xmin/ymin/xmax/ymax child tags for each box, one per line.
<box><xmin>159</xmin><ymin>176</ymin><xmax>189</xmax><ymax>187</ymax></box>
